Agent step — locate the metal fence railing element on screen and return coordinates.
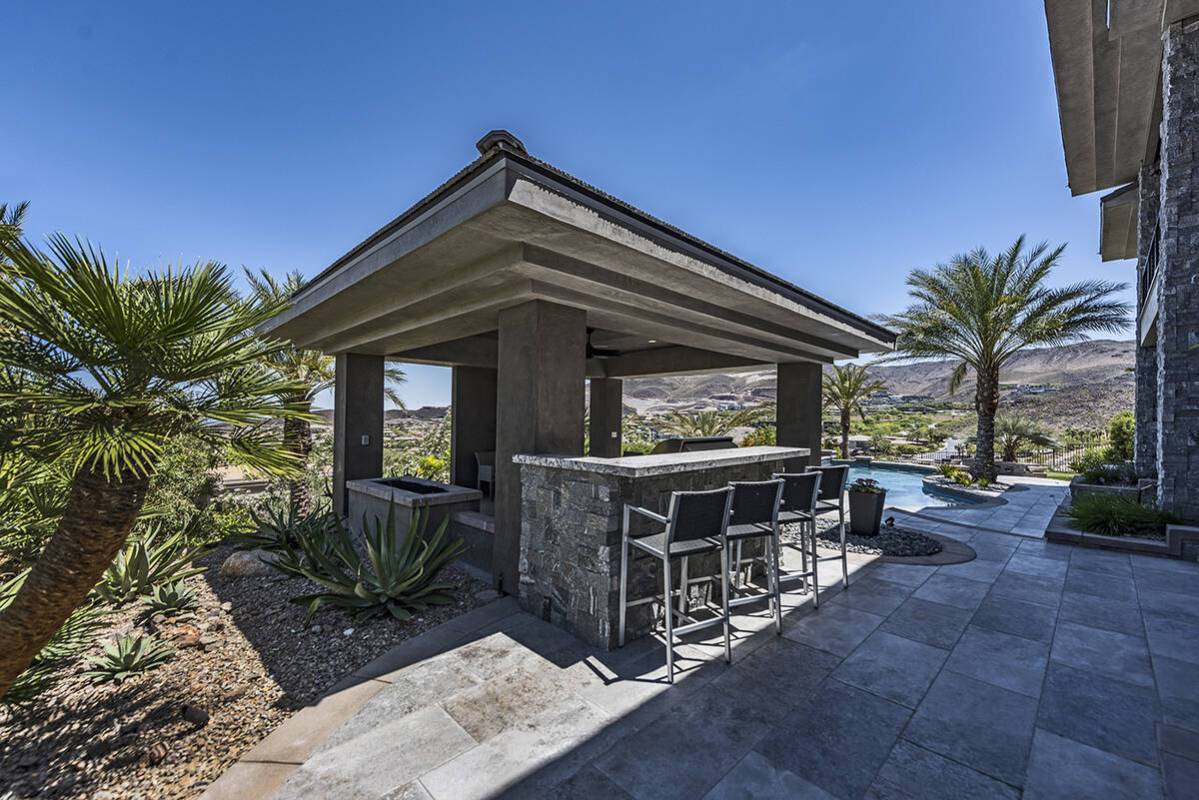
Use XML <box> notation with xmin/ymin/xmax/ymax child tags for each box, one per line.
<box><xmin>1022</xmin><ymin>433</ymin><xmax>1109</xmax><ymax>472</ymax></box>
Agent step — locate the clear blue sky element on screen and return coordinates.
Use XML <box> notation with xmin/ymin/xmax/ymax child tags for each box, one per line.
<box><xmin>4</xmin><ymin>1</ymin><xmax>1131</xmax><ymax>408</ymax></box>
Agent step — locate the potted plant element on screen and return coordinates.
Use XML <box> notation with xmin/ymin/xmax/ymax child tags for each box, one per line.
<box><xmin>848</xmin><ymin>478</ymin><xmax>887</xmax><ymax>536</ymax></box>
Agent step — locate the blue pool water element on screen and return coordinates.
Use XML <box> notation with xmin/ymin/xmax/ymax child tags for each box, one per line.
<box><xmin>845</xmin><ymin>464</ymin><xmax>975</xmax><ymax>509</ymax></box>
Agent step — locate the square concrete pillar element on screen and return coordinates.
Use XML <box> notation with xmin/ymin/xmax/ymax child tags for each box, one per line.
<box><xmin>450</xmin><ymin>366</ymin><xmax>498</xmax><ymax>491</ymax></box>
<box><xmin>333</xmin><ymin>353</ymin><xmax>384</xmax><ymax>518</ymax></box>
<box><xmin>1154</xmin><ymin>19</ymin><xmax>1199</xmax><ymax>519</ymax></box>
<box><xmin>494</xmin><ymin>301</ymin><xmax>586</xmax><ymax>591</ymax></box>
<box><xmin>588</xmin><ymin>378</ymin><xmax>623</xmax><ymax>458</ymax></box>
<box><xmin>777</xmin><ymin>361</ymin><xmax>823</xmax><ymax>468</ymax></box>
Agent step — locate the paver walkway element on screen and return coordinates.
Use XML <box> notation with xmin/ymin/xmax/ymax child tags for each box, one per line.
<box><xmin>912</xmin><ymin>477</ymin><xmax>1070</xmax><ymax>538</ymax></box>
<box><xmin>206</xmin><ymin>515</ymin><xmax>1199</xmax><ymax>800</ymax></box>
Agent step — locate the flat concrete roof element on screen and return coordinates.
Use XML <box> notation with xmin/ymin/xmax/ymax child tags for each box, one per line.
<box><xmin>1045</xmin><ymin>0</ymin><xmax>1198</xmax><ymax>198</ymax></box>
<box><xmin>263</xmin><ymin>132</ymin><xmax>894</xmax><ymax>376</ymax></box>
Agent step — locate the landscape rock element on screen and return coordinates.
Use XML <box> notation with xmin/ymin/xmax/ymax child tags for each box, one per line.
<box><xmin>218</xmin><ymin>551</ymin><xmax>275</xmax><ymax>578</ymax></box>
<box><xmin>181</xmin><ymin>705</ymin><xmax>210</xmax><ymax>727</ymax></box>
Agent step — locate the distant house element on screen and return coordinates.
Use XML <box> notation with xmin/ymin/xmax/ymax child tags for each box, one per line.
<box><xmin>1044</xmin><ymin>1</ymin><xmax>1198</xmax><ymax>520</ymax></box>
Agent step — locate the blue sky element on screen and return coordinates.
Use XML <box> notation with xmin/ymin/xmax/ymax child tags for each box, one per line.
<box><xmin>4</xmin><ymin>2</ymin><xmax>1131</xmax><ymax>408</ymax></box>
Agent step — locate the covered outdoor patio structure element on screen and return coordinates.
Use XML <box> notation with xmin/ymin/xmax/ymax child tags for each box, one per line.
<box><xmin>263</xmin><ymin>130</ymin><xmax>894</xmax><ymax>634</ymax></box>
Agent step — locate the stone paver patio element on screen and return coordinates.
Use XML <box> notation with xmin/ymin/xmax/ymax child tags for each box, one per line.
<box><xmin>205</xmin><ymin>509</ymin><xmax>1198</xmax><ymax>800</ymax></box>
<box><xmin>910</xmin><ymin>477</ymin><xmax>1071</xmax><ymax>538</ymax></box>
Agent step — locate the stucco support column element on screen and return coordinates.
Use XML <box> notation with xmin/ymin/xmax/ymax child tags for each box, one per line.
<box><xmin>777</xmin><ymin>362</ymin><xmax>823</xmax><ymax>468</ymax></box>
<box><xmin>495</xmin><ymin>301</ymin><xmax>586</xmax><ymax>592</ymax></box>
<box><xmin>333</xmin><ymin>353</ymin><xmax>384</xmax><ymax>518</ymax></box>
<box><xmin>1155</xmin><ymin>18</ymin><xmax>1199</xmax><ymax>519</ymax></box>
<box><xmin>450</xmin><ymin>366</ymin><xmax>498</xmax><ymax>491</ymax></box>
<box><xmin>1135</xmin><ymin>162</ymin><xmax>1160</xmax><ymax>478</ymax></box>
<box><xmin>588</xmin><ymin>378</ymin><xmax>623</xmax><ymax>458</ymax></box>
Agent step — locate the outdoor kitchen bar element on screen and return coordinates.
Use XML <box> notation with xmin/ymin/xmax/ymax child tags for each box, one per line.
<box><xmin>261</xmin><ymin>130</ymin><xmax>895</xmax><ymax>648</ymax></box>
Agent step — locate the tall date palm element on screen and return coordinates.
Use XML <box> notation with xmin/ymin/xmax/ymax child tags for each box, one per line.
<box><xmin>822</xmin><ymin>364</ymin><xmax>886</xmax><ymax>459</ymax></box>
<box><xmin>884</xmin><ymin>237</ymin><xmax>1129</xmax><ymax>480</ymax></box>
<box><xmin>0</xmin><ymin>235</ymin><xmax>305</xmax><ymax>699</ymax></box>
<box><xmin>244</xmin><ymin>269</ymin><xmax>406</xmax><ymax>515</ymax></box>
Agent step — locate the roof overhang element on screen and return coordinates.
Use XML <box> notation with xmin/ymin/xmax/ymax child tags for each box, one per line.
<box><xmin>263</xmin><ymin>136</ymin><xmax>895</xmax><ymax>376</ymax></box>
<box><xmin>1044</xmin><ymin>0</ymin><xmax>1199</xmax><ymax>197</ymax></box>
<box><xmin>1100</xmin><ymin>182</ymin><xmax>1138</xmax><ymax>260</ymax></box>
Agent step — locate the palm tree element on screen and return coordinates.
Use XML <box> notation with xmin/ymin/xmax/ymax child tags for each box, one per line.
<box><xmin>822</xmin><ymin>364</ymin><xmax>886</xmax><ymax>458</ymax></box>
<box><xmin>884</xmin><ymin>237</ymin><xmax>1129</xmax><ymax>480</ymax></box>
<box><xmin>655</xmin><ymin>406</ymin><xmax>770</xmax><ymax>438</ymax></box>
<box><xmin>0</xmin><ymin>235</ymin><xmax>306</xmax><ymax>699</ymax></box>
<box><xmin>995</xmin><ymin>415</ymin><xmax>1055</xmax><ymax>463</ymax></box>
<box><xmin>244</xmin><ymin>269</ymin><xmax>405</xmax><ymax>515</ymax></box>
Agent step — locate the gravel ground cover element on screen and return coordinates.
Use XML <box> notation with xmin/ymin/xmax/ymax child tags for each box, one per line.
<box><xmin>0</xmin><ymin>544</ymin><xmax>486</xmax><ymax>799</ymax></box>
<box><xmin>783</xmin><ymin>518</ymin><xmax>944</xmax><ymax>557</ymax></box>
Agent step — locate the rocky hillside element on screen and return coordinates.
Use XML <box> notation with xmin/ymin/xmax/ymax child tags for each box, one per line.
<box><xmin>624</xmin><ymin>339</ymin><xmax>1135</xmax><ymax>431</ymax></box>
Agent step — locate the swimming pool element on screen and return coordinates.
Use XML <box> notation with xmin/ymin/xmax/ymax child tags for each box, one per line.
<box><xmin>845</xmin><ymin>463</ymin><xmax>977</xmax><ymax>509</ymax></box>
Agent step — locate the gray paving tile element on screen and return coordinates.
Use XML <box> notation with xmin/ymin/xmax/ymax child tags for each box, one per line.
<box><xmin>1139</xmin><ymin>587</ymin><xmax>1199</xmax><ymax>626</ymax></box>
<box><xmin>912</xmin><ymin>573</ymin><xmax>990</xmax><ymax>611</ymax></box>
<box><xmin>784</xmin><ymin>603</ymin><xmax>885</xmax><ymax>657</ymax></box>
<box><xmin>867</xmin><ymin>562</ymin><xmax>938</xmax><ymax>588</ymax></box>
<box><xmin>753</xmin><ymin>679</ymin><xmax>910</xmax><ymax>799</ymax></box>
<box><xmin>1155</xmin><ymin>654</ymin><xmax>1199</xmax><ymax>733</ymax></box>
<box><xmin>1015</xmin><ymin>540</ymin><xmax>1073</xmax><ymax>562</ymax></box>
<box><xmin>442</xmin><ymin>663</ymin><xmax>574</xmax><ymax>741</ymax></box>
<box><xmin>1004</xmin><ymin>553</ymin><xmax>1069</xmax><ymax>581</ymax></box>
<box><xmin>1023</xmin><ymin>728</ymin><xmax>1162</xmax><ymax>800</ymax></box>
<box><xmin>1130</xmin><ymin>554</ymin><xmax>1199</xmax><ymax>576</ymax></box>
<box><xmin>1058</xmin><ymin>590</ymin><xmax>1144</xmax><ymax>636</ymax></box>
<box><xmin>865</xmin><ymin>739</ymin><xmax>1019</xmax><ymax>800</ymax></box>
<box><xmin>1037</xmin><ymin>662</ymin><xmax>1158</xmax><ymax>766</ymax></box>
<box><xmin>1064</xmin><ymin>566</ymin><xmax>1137</xmax><ymax>602</ymax></box>
<box><xmin>904</xmin><ymin>670</ymin><xmax>1038</xmax><ymax>786</ymax></box>
<box><xmin>1158</xmin><ymin>722</ymin><xmax>1199</xmax><ymax>761</ymax></box>
<box><xmin>1132</xmin><ymin>563</ymin><xmax>1199</xmax><ymax>597</ymax></box>
<box><xmin>972</xmin><ymin>594</ymin><xmax>1058</xmax><ymax>643</ymax></box>
<box><xmin>832</xmin><ymin>630</ymin><xmax>948</xmax><ymax>708</ymax></box>
<box><xmin>539</xmin><ymin>765</ymin><xmax>634</xmax><ymax>800</ymax></box>
<box><xmin>722</xmin><ymin>637</ymin><xmax>841</xmax><ymax>708</ymax></box>
<box><xmin>880</xmin><ymin>597</ymin><xmax>973</xmax><ymax>650</ymax></box>
<box><xmin>702</xmin><ymin>751</ymin><xmax>836</xmax><ymax>800</ymax></box>
<box><xmin>826</xmin><ymin>576</ymin><xmax>913</xmax><ymax>616</ymax></box>
<box><xmin>935</xmin><ymin>557</ymin><xmax>1007</xmax><ymax>584</ymax></box>
<box><xmin>1049</xmin><ymin>620</ymin><xmax>1153</xmax><ymax>687</ymax></box>
<box><xmin>276</xmin><ymin>705</ymin><xmax>476</xmax><ymax>800</ymax></box>
<box><xmin>1144</xmin><ymin>623</ymin><xmax>1187</xmax><ymax>675</ymax></box>
<box><xmin>1162</xmin><ymin>752</ymin><xmax>1199</xmax><ymax>800</ymax></box>
<box><xmin>945</xmin><ymin>624</ymin><xmax>1050</xmax><ymax>698</ymax></box>
<box><xmin>593</xmin><ymin>678</ymin><xmax>788</xmax><ymax>800</ymax></box>
<box><xmin>990</xmin><ymin>571</ymin><xmax>1064</xmax><ymax>609</ymax></box>
<box><xmin>1069</xmin><ymin>547</ymin><xmax>1132</xmax><ymax>577</ymax></box>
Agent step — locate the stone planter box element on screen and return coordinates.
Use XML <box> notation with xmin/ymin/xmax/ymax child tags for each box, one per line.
<box><xmin>1069</xmin><ymin>476</ymin><xmax>1149</xmax><ymax>503</ymax></box>
<box><xmin>848</xmin><ymin>489</ymin><xmax>886</xmax><ymax>535</ymax></box>
<box><xmin>346</xmin><ymin>476</ymin><xmax>482</xmax><ymax>540</ymax></box>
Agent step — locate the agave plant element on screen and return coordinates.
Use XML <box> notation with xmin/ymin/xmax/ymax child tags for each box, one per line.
<box><xmin>234</xmin><ymin>502</ymin><xmax>338</xmax><ymax>553</ymax></box>
<box><xmin>275</xmin><ymin>503</ymin><xmax>465</xmax><ymax>623</ymax></box>
<box><xmin>0</xmin><ymin>570</ymin><xmax>106</xmax><ymax>704</ymax></box>
<box><xmin>83</xmin><ymin>633</ymin><xmax>174</xmax><ymax>683</ymax></box>
<box><xmin>95</xmin><ymin>518</ymin><xmax>207</xmax><ymax>606</ymax></box>
<box><xmin>141</xmin><ymin>579</ymin><xmax>196</xmax><ymax>614</ymax></box>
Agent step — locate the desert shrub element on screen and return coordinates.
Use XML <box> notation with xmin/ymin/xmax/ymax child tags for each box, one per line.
<box><xmin>1068</xmin><ymin>493</ymin><xmax>1179</xmax><ymax>538</ymax></box>
<box><xmin>621</xmin><ymin>439</ymin><xmax>654</xmax><ymax>456</ymax></box>
<box><xmin>937</xmin><ymin>464</ymin><xmax>975</xmax><ymax>486</ymax></box>
<box><xmin>894</xmin><ymin>444</ymin><xmax>924</xmax><ymax>457</ymax></box>
<box><xmin>95</xmin><ymin>518</ymin><xmax>208</xmax><ymax>605</ymax></box>
<box><xmin>1070</xmin><ymin>448</ymin><xmax>1136</xmax><ymax>486</ymax></box>
<box><xmin>142</xmin><ymin>433</ymin><xmax>224</xmax><ymax>548</ymax></box>
<box><xmin>83</xmin><ymin>633</ymin><xmax>174</xmax><ymax>683</ymax></box>
<box><xmin>870</xmin><ymin>434</ymin><xmax>894</xmax><ymax>456</ymax></box>
<box><xmin>273</xmin><ymin>503</ymin><xmax>464</xmax><ymax>623</ymax></box>
<box><xmin>0</xmin><ymin>570</ymin><xmax>107</xmax><ymax>703</ymax></box>
<box><xmin>740</xmin><ymin>426</ymin><xmax>776</xmax><ymax>447</ymax></box>
<box><xmin>235</xmin><ymin>504</ymin><xmax>338</xmax><ymax>558</ymax></box>
<box><xmin>384</xmin><ymin>415</ymin><xmax>451</xmax><ymax>483</ymax></box>
<box><xmin>1107</xmin><ymin>411</ymin><xmax>1135</xmax><ymax>462</ymax></box>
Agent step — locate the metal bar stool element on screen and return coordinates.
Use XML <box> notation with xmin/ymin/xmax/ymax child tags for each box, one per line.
<box><xmin>725</xmin><ymin>479</ymin><xmax>786</xmax><ymax>634</ymax></box>
<box><xmin>815</xmin><ymin>464</ymin><xmax>851</xmax><ymax>592</ymax></box>
<box><xmin>773</xmin><ymin>471</ymin><xmax>823</xmax><ymax>604</ymax></box>
<box><xmin>618</xmin><ymin>486</ymin><xmax>734</xmax><ymax>683</ymax></box>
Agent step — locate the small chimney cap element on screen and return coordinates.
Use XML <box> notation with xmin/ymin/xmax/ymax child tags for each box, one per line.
<box><xmin>475</xmin><ymin>130</ymin><xmax>527</xmax><ymax>156</ymax></box>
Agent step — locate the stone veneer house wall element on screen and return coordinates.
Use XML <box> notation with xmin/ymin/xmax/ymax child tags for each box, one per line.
<box><xmin>1045</xmin><ymin>0</ymin><xmax>1199</xmax><ymax>520</ymax></box>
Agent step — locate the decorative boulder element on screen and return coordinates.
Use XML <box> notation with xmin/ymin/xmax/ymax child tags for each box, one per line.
<box><xmin>218</xmin><ymin>549</ymin><xmax>276</xmax><ymax>578</ymax></box>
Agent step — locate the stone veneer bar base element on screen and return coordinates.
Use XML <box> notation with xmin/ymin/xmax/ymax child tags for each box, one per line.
<box><xmin>515</xmin><ymin>446</ymin><xmax>806</xmax><ymax>649</ymax></box>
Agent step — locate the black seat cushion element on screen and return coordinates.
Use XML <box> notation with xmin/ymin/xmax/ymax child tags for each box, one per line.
<box><xmin>630</xmin><ymin>532</ymin><xmax>721</xmax><ymax>558</ymax></box>
<box><xmin>726</xmin><ymin>521</ymin><xmax>773</xmax><ymax>541</ymax></box>
<box><xmin>778</xmin><ymin>509</ymin><xmax>814</xmax><ymax>525</ymax></box>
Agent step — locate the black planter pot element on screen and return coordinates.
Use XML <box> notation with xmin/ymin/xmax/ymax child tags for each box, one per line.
<box><xmin>848</xmin><ymin>489</ymin><xmax>887</xmax><ymax>536</ymax></box>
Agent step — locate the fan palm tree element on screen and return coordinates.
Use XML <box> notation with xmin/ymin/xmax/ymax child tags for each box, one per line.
<box><xmin>995</xmin><ymin>415</ymin><xmax>1055</xmax><ymax>463</ymax></box>
<box><xmin>655</xmin><ymin>406</ymin><xmax>770</xmax><ymax>438</ymax></box>
<box><xmin>884</xmin><ymin>237</ymin><xmax>1129</xmax><ymax>480</ymax></box>
<box><xmin>822</xmin><ymin>364</ymin><xmax>886</xmax><ymax>458</ymax></box>
<box><xmin>0</xmin><ymin>235</ymin><xmax>307</xmax><ymax>699</ymax></box>
<box><xmin>244</xmin><ymin>269</ymin><xmax>406</xmax><ymax>515</ymax></box>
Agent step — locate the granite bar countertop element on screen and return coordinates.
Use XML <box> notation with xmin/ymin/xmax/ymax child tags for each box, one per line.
<box><xmin>512</xmin><ymin>446</ymin><xmax>810</xmax><ymax>479</ymax></box>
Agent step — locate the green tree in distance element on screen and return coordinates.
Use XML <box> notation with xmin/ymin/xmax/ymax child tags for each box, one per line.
<box><xmin>884</xmin><ymin>237</ymin><xmax>1129</xmax><ymax>480</ymax></box>
<box><xmin>822</xmin><ymin>363</ymin><xmax>886</xmax><ymax>459</ymax></box>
